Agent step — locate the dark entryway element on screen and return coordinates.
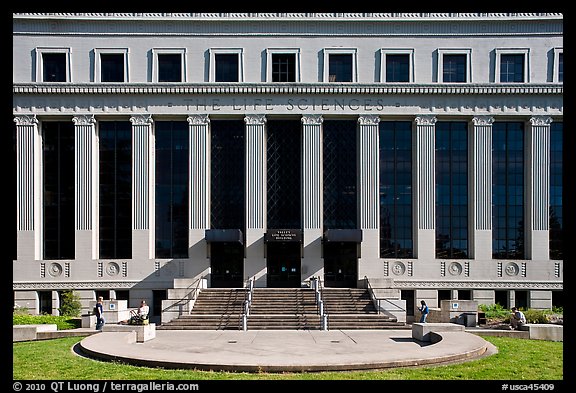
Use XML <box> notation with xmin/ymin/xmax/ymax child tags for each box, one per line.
<box><xmin>38</xmin><ymin>291</ymin><xmax>52</xmax><ymax>315</ymax></box>
<box><xmin>267</xmin><ymin>242</ymin><xmax>301</xmax><ymax>288</ymax></box>
<box><xmin>210</xmin><ymin>242</ymin><xmax>244</xmax><ymax>288</ymax></box>
<box><xmin>323</xmin><ymin>242</ymin><xmax>358</xmax><ymax>288</ymax></box>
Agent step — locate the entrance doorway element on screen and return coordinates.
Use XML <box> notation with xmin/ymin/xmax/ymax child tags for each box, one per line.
<box><xmin>323</xmin><ymin>242</ymin><xmax>358</xmax><ymax>287</ymax></box>
<box><xmin>267</xmin><ymin>242</ymin><xmax>301</xmax><ymax>288</ymax></box>
<box><xmin>210</xmin><ymin>242</ymin><xmax>244</xmax><ymax>288</ymax></box>
<box><xmin>38</xmin><ymin>291</ymin><xmax>52</xmax><ymax>315</ymax></box>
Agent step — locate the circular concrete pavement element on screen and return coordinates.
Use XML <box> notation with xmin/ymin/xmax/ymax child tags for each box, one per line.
<box><xmin>77</xmin><ymin>328</ymin><xmax>496</xmax><ymax>372</ymax></box>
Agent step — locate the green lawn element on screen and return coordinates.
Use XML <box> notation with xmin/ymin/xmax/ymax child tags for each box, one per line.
<box><xmin>13</xmin><ymin>335</ymin><xmax>562</xmax><ymax>380</ymax></box>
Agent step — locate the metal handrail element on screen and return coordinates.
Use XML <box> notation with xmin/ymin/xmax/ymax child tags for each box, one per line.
<box><xmin>364</xmin><ymin>275</ymin><xmax>407</xmax><ymax>315</ymax></box>
<box><xmin>242</xmin><ymin>275</ymin><xmax>255</xmax><ymax>330</ymax></box>
<box><xmin>314</xmin><ymin>275</ymin><xmax>328</xmax><ymax>330</ymax></box>
<box><xmin>161</xmin><ymin>276</ymin><xmax>203</xmax><ymax>317</ymax></box>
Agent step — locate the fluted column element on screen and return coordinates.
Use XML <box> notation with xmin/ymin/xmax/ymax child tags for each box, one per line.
<box><xmin>302</xmin><ymin>114</ymin><xmax>323</xmax><ymax>279</ymax></box>
<box><xmin>188</xmin><ymin>114</ymin><xmax>210</xmax><ymax>275</ymax></box>
<box><xmin>244</xmin><ymin>114</ymin><xmax>267</xmax><ymax>284</ymax></box>
<box><xmin>358</xmin><ymin>115</ymin><xmax>380</xmax><ymax>277</ymax></box>
<box><xmin>73</xmin><ymin>114</ymin><xmax>97</xmax><ymax>260</ymax></box>
<box><xmin>130</xmin><ymin>114</ymin><xmax>154</xmax><ymax>260</ymax></box>
<box><xmin>14</xmin><ymin>114</ymin><xmax>41</xmax><ymax>260</ymax></box>
<box><xmin>527</xmin><ymin>116</ymin><xmax>553</xmax><ymax>260</ymax></box>
<box><xmin>471</xmin><ymin>116</ymin><xmax>494</xmax><ymax>260</ymax></box>
<box><xmin>414</xmin><ymin>115</ymin><xmax>437</xmax><ymax>260</ymax></box>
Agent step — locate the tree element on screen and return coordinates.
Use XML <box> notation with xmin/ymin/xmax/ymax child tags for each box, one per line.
<box><xmin>59</xmin><ymin>290</ymin><xmax>82</xmax><ymax>317</ymax></box>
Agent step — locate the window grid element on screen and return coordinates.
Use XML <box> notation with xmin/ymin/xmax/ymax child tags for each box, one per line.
<box><xmin>215</xmin><ymin>53</ymin><xmax>239</xmax><ymax>82</ymax></box>
<box><xmin>42</xmin><ymin>53</ymin><xmax>67</xmax><ymax>82</ymax></box>
<box><xmin>100</xmin><ymin>53</ymin><xmax>125</xmax><ymax>82</ymax></box>
<box><xmin>267</xmin><ymin>120</ymin><xmax>302</xmax><ymax>229</ymax></box>
<box><xmin>328</xmin><ymin>54</ymin><xmax>353</xmax><ymax>82</ymax></box>
<box><xmin>99</xmin><ymin>121</ymin><xmax>132</xmax><ymax>259</ymax></box>
<box><xmin>271</xmin><ymin>53</ymin><xmax>296</xmax><ymax>82</ymax></box>
<box><xmin>492</xmin><ymin>122</ymin><xmax>524</xmax><ymax>259</ymax></box>
<box><xmin>386</xmin><ymin>54</ymin><xmax>410</xmax><ymax>82</ymax></box>
<box><xmin>442</xmin><ymin>54</ymin><xmax>467</xmax><ymax>83</ymax></box>
<box><xmin>43</xmin><ymin>122</ymin><xmax>75</xmax><ymax>260</ymax></box>
<box><xmin>500</xmin><ymin>54</ymin><xmax>524</xmax><ymax>82</ymax></box>
<box><xmin>158</xmin><ymin>54</ymin><xmax>182</xmax><ymax>82</ymax></box>
<box><xmin>155</xmin><ymin>121</ymin><xmax>189</xmax><ymax>259</ymax></box>
<box><xmin>550</xmin><ymin>122</ymin><xmax>563</xmax><ymax>260</ymax></box>
<box><xmin>435</xmin><ymin>122</ymin><xmax>468</xmax><ymax>259</ymax></box>
<box><xmin>323</xmin><ymin>120</ymin><xmax>357</xmax><ymax>229</ymax></box>
<box><xmin>379</xmin><ymin>121</ymin><xmax>413</xmax><ymax>258</ymax></box>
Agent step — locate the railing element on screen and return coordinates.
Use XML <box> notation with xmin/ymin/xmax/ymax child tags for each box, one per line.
<box><xmin>241</xmin><ymin>276</ymin><xmax>255</xmax><ymax>331</ymax></box>
<box><xmin>161</xmin><ymin>277</ymin><xmax>203</xmax><ymax>318</ymax></box>
<box><xmin>364</xmin><ymin>276</ymin><xmax>407</xmax><ymax>322</ymax></box>
<box><xmin>312</xmin><ymin>276</ymin><xmax>328</xmax><ymax>330</ymax></box>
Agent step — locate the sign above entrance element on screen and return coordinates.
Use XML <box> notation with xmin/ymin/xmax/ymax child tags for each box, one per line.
<box><xmin>205</xmin><ymin>229</ymin><xmax>244</xmax><ymax>244</ymax></box>
<box><xmin>265</xmin><ymin>229</ymin><xmax>302</xmax><ymax>243</ymax></box>
<box><xmin>323</xmin><ymin>229</ymin><xmax>363</xmax><ymax>243</ymax></box>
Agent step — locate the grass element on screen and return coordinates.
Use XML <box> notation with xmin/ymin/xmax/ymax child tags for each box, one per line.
<box><xmin>13</xmin><ymin>335</ymin><xmax>562</xmax><ymax>380</ymax></box>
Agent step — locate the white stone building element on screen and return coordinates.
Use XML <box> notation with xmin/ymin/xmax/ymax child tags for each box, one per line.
<box><xmin>12</xmin><ymin>13</ymin><xmax>563</xmax><ymax>321</ymax></box>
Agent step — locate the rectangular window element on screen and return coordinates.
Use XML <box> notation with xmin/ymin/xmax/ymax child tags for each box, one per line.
<box><xmin>550</xmin><ymin>122</ymin><xmax>563</xmax><ymax>260</ymax></box>
<box><xmin>215</xmin><ymin>53</ymin><xmax>239</xmax><ymax>82</ymax></box>
<box><xmin>379</xmin><ymin>121</ymin><xmax>413</xmax><ymax>258</ymax></box>
<box><xmin>500</xmin><ymin>54</ymin><xmax>525</xmax><ymax>83</ymax></box>
<box><xmin>558</xmin><ymin>53</ymin><xmax>563</xmax><ymax>82</ymax></box>
<box><xmin>158</xmin><ymin>54</ymin><xmax>182</xmax><ymax>82</ymax></box>
<box><xmin>99</xmin><ymin>121</ymin><xmax>132</xmax><ymax>259</ymax></box>
<box><xmin>323</xmin><ymin>120</ymin><xmax>357</xmax><ymax>229</ymax></box>
<box><xmin>43</xmin><ymin>122</ymin><xmax>75</xmax><ymax>260</ymax></box>
<box><xmin>386</xmin><ymin>54</ymin><xmax>410</xmax><ymax>82</ymax></box>
<box><xmin>100</xmin><ymin>53</ymin><xmax>125</xmax><ymax>82</ymax></box>
<box><xmin>155</xmin><ymin>121</ymin><xmax>189</xmax><ymax>259</ymax></box>
<box><xmin>267</xmin><ymin>120</ymin><xmax>302</xmax><ymax>229</ymax></box>
<box><xmin>328</xmin><ymin>54</ymin><xmax>353</xmax><ymax>82</ymax></box>
<box><xmin>435</xmin><ymin>122</ymin><xmax>468</xmax><ymax>259</ymax></box>
<box><xmin>210</xmin><ymin>120</ymin><xmax>245</xmax><ymax>230</ymax></box>
<box><xmin>442</xmin><ymin>54</ymin><xmax>467</xmax><ymax>83</ymax></box>
<box><xmin>42</xmin><ymin>53</ymin><xmax>67</xmax><ymax>82</ymax></box>
<box><xmin>272</xmin><ymin>53</ymin><xmax>296</xmax><ymax>82</ymax></box>
<box><xmin>492</xmin><ymin>122</ymin><xmax>524</xmax><ymax>259</ymax></box>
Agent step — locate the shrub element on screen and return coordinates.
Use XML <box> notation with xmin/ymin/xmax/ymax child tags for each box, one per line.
<box><xmin>13</xmin><ymin>314</ymin><xmax>80</xmax><ymax>330</ymax></box>
<box><xmin>478</xmin><ymin>303</ymin><xmax>510</xmax><ymax>320</ymax></box>
<box><xmin>58</xmin><ymin>290</ymin><xmax>82</xmax><ymax>317</ymax></box>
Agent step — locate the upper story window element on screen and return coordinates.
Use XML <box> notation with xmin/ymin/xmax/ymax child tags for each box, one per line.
<box><xmin>323</xmin><ymin>48</ymin><xmax>357</xmax><ymax>82</ymax></box>
<box><xmin>266</xmin><ymin>49</ymin><xmax>301</xmax><ymax>82</ymax></box>
<box><xmin>438</xmin><ymin>49</ymin><xmax>471</xmax><ymax>83</ymax></box>
<box><xmin>94</xmin><ymin>48</ymin><xmax>129</xmax><ymax>83</ymax></box>
<box><xmin>553</xmin><ymin>48</ymin><xmax>563</xmax><ymax>83</ymax></box>
<box><xmin>209</xmin><ymin>49</ymin><xmax>244</xmax><ymax>82</ymax></box>
<box><xmin>380</xmin><ymin>49</ymin><xmax>414</xmax><ymax>83</ymax></box>
<box><xmin>495</xmin><ymin>48</ymin><xmax>529</xmax><ymax>83</ymax></box>
<box><xmin>35</xmin><ymin>47</ymin><xmax>71</xmax><ymax>82</ymax></box>
<box><xmin>152</xmin><ymin>48</ymin><xmax>186</xmax><ymax>82</ymax></box>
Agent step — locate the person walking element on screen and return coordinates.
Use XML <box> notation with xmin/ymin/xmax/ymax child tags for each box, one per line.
<box><xmin>418</xmin><ymin>300</ymin><xmax>429</xmax><ymax>323</ymax></box>
<box><xmin>95</xmin><ymin>296</ymin><xmax>105</xmax><ymax>330</ymax></box>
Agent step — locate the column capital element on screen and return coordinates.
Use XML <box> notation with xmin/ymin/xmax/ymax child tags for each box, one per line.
<box><xmin>244</xmin><ymin>114</ymin><xmax>267</xmax><ymax>125</ymax></box>
<box><xmin>13</xmin><ymin>114</ymin><xmax>38</xmax><ymax>126</ymax></box>
<box><xmin>529</xmin><ymin>116</ymin><xmax>554</xmax><ymax>126</ymax></box>
<box><xmin>415</xmin><ymin>114</ymin><xmax>437</xmax><ymax>126</ymax></box>
<box><xmin>130</xmin><ymin>114</ymin><xmax>154</xmax><ymax>126</ymax></box>
<box><xmin>301</xmin><ymin>114</ymin><xmax>323</xmax><ymax>125</ymax></box>
<box><xmin>358</xmin><ymin>114</ymin><xmax>381</xmax><ymax>126</ymax></box>
<box><xmin>471</xmin><ymin>115</ymin><xmax>495</xmax><ymax>126</ymax></box>
<box><xmin>187</xmin><ymin>114</ymin><xmax>210</xmax><ymax>125</ymax></box>
<box><xmin>72</xmin><ymin>114</ymin><xmax>96</xmax><ymax>126</ymax></box>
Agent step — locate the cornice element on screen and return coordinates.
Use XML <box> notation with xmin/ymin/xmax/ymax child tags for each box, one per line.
<box><xmin>13</xmin><ymin>13</ymin><xmax>563</xmax><ymax>21</ymax></box>
<box><xmin>392</xmin><ymin>281</ymin><xmax>563</xmax><ymax>290</ymax></box>
<box><xmin>12</xmin><ymin>83</ymin><xmax>564</xmax><ymax>96</ymax></box>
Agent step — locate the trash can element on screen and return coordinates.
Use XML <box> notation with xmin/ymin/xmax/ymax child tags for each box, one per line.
<box><xmin>462</xmin><ymin>312</ymin><xmax>477</xmax><ymax>327</ymax></box>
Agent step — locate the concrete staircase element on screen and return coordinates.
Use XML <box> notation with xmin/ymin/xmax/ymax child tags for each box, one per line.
<box><xmin>158</xmin><ymin>288</ymin><xmax>246</xmax><ymax>330</ymax></box>
<box><xmin>247</xmin><ymin>288</ymin><xmax>321</xmax><ymax>330</ymax></box>
<box><xmin>321</xmin><ymin>288</ymin><xmax>406</xmax><ymax>329</ymax></box>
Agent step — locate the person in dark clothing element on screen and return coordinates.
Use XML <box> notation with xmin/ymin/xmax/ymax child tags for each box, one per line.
<box><xmin>95</xmin><ymin>296</ymin><xmax>105</xmax><ymax>330</ymax></box>
<box><xmin>418</xmin><ymin>300</ymin><xmax>429</xmax><ymax>323</ymax></box>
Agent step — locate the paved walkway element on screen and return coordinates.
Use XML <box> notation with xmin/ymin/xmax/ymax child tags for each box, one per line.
<box><xmin>78</xmin><ymin>328</ymin><xmax>496</xmax><ymax>372</ymax></box>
